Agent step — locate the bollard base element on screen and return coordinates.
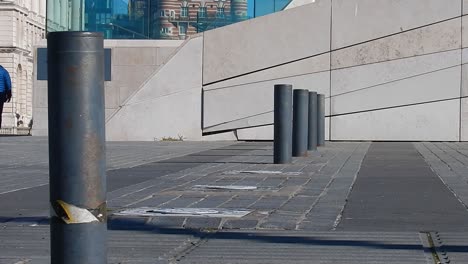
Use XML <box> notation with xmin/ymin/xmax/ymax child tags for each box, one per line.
<box><xmin>51</xmin><ymin>220</ymin><xmax>107</xmax><ymax>264</ymax></box>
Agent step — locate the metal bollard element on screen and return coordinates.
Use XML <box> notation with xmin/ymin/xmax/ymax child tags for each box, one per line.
<box><xmin>317</xmin><ymin>93</ymin><xmax>325</xmax><ymax>146</ymax></box>
<box><xmin>292</xmin><ymin>89</ymin><xmax>309</xmax><ymax>157</ymax></box>
<box><xmin>274</xmin><ymin>84</ymin><xmax>293</xmax><ymax>164</ymax></box>
<box><xmin>308</xmin><ymin>91</ymin><xmax>318</xmax><ymax>151</ymax></box>
<box><xmin>48</xmin><ymin>32</ymin><xmax>107</xmax><ymax>264</ymax></box>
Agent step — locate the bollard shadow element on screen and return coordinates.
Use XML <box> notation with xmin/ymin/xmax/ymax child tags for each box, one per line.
<box><xmin>106</xmin><ymin>217</ymin><xmax>468</xmax><ymax>253</ymax></box>
<box><xmin>186</xmin><ymin>154</ymin><xmax>273</xmax><ymax>157</ymax></box>
<box><xmin>157</xmin><ymin>161</ymin><xmax>273</xmax><ymax>165</ymax></box>
<box><xmin>4</xmin><ymin>216</ymin><xmax>468</xmax><ymax>255</ymax></box>
<box><xmin>0</xmin><ymin>216</ymin><xmax>49</xmax><ymax>225</ymax></box>
<box><xmin>202</xmin><ymin>148</ymin><xmax>272</xmax><ymax>151</ymax></box>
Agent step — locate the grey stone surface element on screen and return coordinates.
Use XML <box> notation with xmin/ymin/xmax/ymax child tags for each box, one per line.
<box><xmin>106</xmin><ymin>36</ymin><xmax>204</xmax><ymax>141</ymax></box>
<box><xmin>1</xmin><ymin>139</ymin><xmax>367</xmax><ymax>232</ymax></box>
<box><xmin>203</xmin><ymin>72</ymin><xmax>331</xmax><ymax>131</ymax></box>
<box><xmin>331</xmin><ymin>0</ymin><xmax>460</xmax><ymax>49</ymax></box>
<box><xmin>332</xmin><ymin>65</ymin><xmax>461</xmax><ymax>114</ymax></box>
<box><xmin>338</xmin><ymin>142</ymin><xmax>468</xmax><ymax>232</ymax></box>
<box><xmin>415</xmin><ymin>142</ymin><xmax>468</xmax><ymax>213</ymax></box>
<box><xmin>301</xmin><ymin>143</ymin><xmax>369</xmax><ymax>231</ymax></box>
<box><xmin>0</xmin><ymin>138</ymin><xmax>237</xmax><ymax>222</ymax></box>
<box><xmin>111</xmin><ymin>65</ymin><xmax>156</xmax><ymax>106</ymax></box>
<box><xmin>330</xmin><ymin>99</ymin><xmax>460</xmax><ymax>141</ymax></box>
<box><xmin>32</xmin><ymin>40</ymin><xmax>183</xmax><ymax>138</ymax></box>
<box><xmin>5</xmin><ymin>141</ymin><xmax>468</xmax><ymax>263</ymax></box>
<box><xmin>331</xmin><ymin>49</ymin><xmax>461</xmax><ymax>97</ymax></box>
<box><xmin>202</xmin><ymin>2</ymin><xmax>331</xmax><ymax>84</ymax></box>
<box><xmin>463</xmin><ymin>15</ymin><xmax>468</xmax><ymax>48</ymax></box>
<box><xmin>203</xmin><ymin>53</ymin><xmax>330</xmax><ymax>91</ymax></box>
<box><xmin>221</xmin><ymin>219</ymin><xmax>259</xmax><ymax>229</ymax></box>
<box><xmin>462</xmin><ymin>80</ymin><xmax>468</xmax><ymax>141</ymax></box>
<box><xmin>331</xmin><ymin>18</ymin><xmax>462</xmax><ymax>69</ymax></box>
<box><xmin>184</xmin><ymin>217</ymin><xmax>222</xmax><ymax>230</ymax></box>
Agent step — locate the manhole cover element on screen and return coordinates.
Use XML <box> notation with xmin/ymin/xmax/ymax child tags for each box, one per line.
<box><xmin>114</xmin><ymin>207</ymin><xmax>252</xmax><ymax>218</ymax></box>
<box><xmin>223</xmin><ymin>170</ymin><xmax>302</xmax><ymax>176</ymax></box>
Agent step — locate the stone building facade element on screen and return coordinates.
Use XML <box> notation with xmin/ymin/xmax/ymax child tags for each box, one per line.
<box><xmin>0</xmin><ymin>0</ymin><xmax>46</xmax><ymax>134</ymax></box>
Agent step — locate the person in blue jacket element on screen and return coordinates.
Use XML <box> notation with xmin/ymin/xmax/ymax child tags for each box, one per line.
<box><xmin>0</xmin><ymin>65</ymin><xmax>12</xmax><ymax>128</ymax></box>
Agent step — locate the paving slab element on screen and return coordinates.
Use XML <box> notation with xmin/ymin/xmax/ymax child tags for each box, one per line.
<box><xmin>0</xmin><ymin>140</ymin><xmax>242</xmax><ymax>221</ymax></box>
<box><xmin>337</xmin><ymin>142</ymin><xmax>468</xmax><ymax>232</ymax></box>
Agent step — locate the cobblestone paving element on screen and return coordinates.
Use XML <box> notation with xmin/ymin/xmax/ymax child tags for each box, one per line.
<box><xmin>4</xmin><ymin>140</ymin><xmax>468</xmax><ymax>263</ymax></box>
<box><xmin>415</xmin><ymin>142</ymin><xmax>468</xmax><ymax>210</ymax></box>
<box><xmin>109</xmin><ymin>142</ymin><xmax>370</xmax><ymax>231</ymax></box>
<box><xmin>0</xmin><ymin>137</ymin><xmax>233</xmax><ymax>194</ymax></box>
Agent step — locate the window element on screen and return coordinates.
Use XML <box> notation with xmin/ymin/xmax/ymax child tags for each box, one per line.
<box><xmin>180</xmin><ymin>7</ymin><xmax>188</xmax><ymax>17</ymax></box>
<box><xmin>160</xmin><ymin>10</ymin><xmax>171</xmax><ymax>17</ymax></box>
<box><xmin>216</xmin><ymin>7</ymin><xmax>225</xmax><ymax>18</ymax></box>
<box><xmin>161</xmin><ymin>27</ymin><xmax>172</xmax><ymax>34</ymax></box>
<box><xmin>179</xmin><ymin>24</ymin><xmax>187</xmax><ymax>35</ymax></box>
<box><xmin>198</xmin><ymin>7</ymin><xmax>207</xmax><ymax>18</ymax></box>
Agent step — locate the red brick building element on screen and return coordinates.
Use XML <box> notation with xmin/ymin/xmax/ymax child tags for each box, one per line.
<box><xmin>156</xmin><ymin>0</ymin><xmax>248</xmax><ymax>40</ymax></box>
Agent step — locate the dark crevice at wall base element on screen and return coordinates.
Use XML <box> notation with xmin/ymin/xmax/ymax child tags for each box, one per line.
<box><xmin>203</xmin><ymin>123</ymin><xmax>272</xmax><ymax>136</ymax></box>
<box><xmin>204</xmin><ymin>110</ymin><xmax>273</xmax><ymax>131</ymax></box>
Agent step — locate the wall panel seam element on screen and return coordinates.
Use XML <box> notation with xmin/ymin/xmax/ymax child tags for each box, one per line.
<box><xmin>330</xmin><ymin>97</ymin><xmax>464</xmax><ymax>118</ymax></box>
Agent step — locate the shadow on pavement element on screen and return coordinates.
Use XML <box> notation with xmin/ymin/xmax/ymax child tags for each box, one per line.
<box><xmin>106</xmin><ymin>217</ymin><xmax>468</xmax><ymax>253</ymax></box>
<box><xmin>3</xmin><ymin>216</ymin><xmax>468</xmax><ymax>254</ymax></box>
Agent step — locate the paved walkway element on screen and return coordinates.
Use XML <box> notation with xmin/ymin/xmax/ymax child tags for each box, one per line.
<box><xmin>1</xmin><ymin>138</ymin><xmax>468</xmax><ymax>263</ymax></box>
<box><xmin>338</xmin><ymin>142</ymin><xmax>468</xmax><ymax>232</ymax></box>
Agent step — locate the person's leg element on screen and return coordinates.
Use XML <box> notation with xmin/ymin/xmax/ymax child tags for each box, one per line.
<box><xmin>0</xmin><ymin>92</ymin><xmax>4</xmax><ymax>128</ymax></box>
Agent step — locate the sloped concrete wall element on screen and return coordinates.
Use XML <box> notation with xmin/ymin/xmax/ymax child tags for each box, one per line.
<box><xmin>106</xmin><ymin>36</ymin><xmax>205</xmax><ymax>141</ymax></box>
<box><xmin>32</xmin><ymin>40</ymin><xmax>183</xmax><ymax>137</ymax></box>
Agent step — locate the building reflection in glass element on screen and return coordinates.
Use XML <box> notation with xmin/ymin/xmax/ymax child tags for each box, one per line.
<box><xmin>47</xmin><ymin>0</ymin><xmax>292</xmax><ymax>39</ymax></box>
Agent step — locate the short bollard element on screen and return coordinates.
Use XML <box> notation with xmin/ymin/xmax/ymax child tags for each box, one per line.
<box><xmin>274</xmin><ymin>84</ymin><xmax>293</xmax><ymax>164</ymax></box>
<box><xmin>292</xmin><ymin>89</ymin><xmax>309</xmax><ymax>157</ymax></box>
<box><xmin>48</xmin><ymin>32</ymin><xmax>107</xmax><ymax>264</ymax></box>
<box><xmin>317</xmin><ymin>93</ymin><xmax>326</xmax><ymax>146</ymax></box>
<box><xmin>308</xmin><ymin>91</ymin><xmax>318</xmax><ymax>151</ymax></box>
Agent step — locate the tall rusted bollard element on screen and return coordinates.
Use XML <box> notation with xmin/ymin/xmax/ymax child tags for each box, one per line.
<box><xmin>48</xmin><ymin>32</ymin><xmax>107</xmax><ymax>264</ymax></box>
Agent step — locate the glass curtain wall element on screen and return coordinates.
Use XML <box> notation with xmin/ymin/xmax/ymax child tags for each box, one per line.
<box><xmin>47</xmin><ymin>0</ymin><xmax>292</xmax><ymax>39</ymax></box>
<box><xmin>254</xmin><ymin>0</ymin><xmax>291</xmax><ymax>17</ymax></box>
